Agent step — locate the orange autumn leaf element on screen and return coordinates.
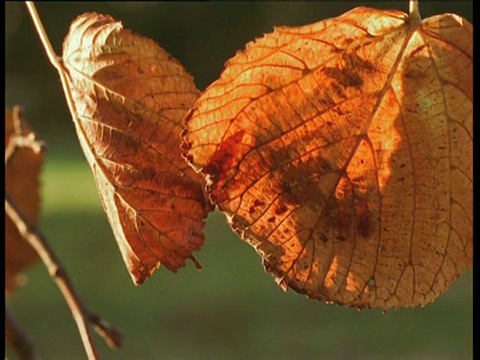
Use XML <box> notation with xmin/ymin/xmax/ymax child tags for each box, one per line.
<box><xmin>183</xmin><ymin>7</ymin><xmax>473</xmax><ymax>309</ymax></box>
<box><xmin>5</xmin><ymin>108</ymin><xmax>43</xmax><ymax>294</ymax></box>
<box><xmin>62</xmin><ymin>13</ymin><xmax>212</xmax><ymax>285</ymax></box>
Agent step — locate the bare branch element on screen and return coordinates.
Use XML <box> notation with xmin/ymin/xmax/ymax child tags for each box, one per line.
<box><xmin>5</xmin><ymin>303</ymin><xmax>41</xmax><ymax>360</ymax></box>
<box><xmin>5</xmin><ymin>193</ymin><xmax>98</xmax><ymax>360</ymax></box>
<box><xmin>87</xmin><ymin>312</ymin><xmax>123</xmax><ymax>350</ymax></box>
<box><xmin>5</xmin><ymin>192</ymin><xmax>123</xmax><ymax>358</ymax></box>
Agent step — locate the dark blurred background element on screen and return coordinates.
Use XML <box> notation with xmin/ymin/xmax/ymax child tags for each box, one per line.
<box><xmin>5</xmin><ymin>2</ymin><xmax>473</xmax><ymax>360</ymax></box>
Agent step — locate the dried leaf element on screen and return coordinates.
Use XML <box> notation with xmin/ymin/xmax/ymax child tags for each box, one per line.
<box><xmin>183</xmin><ymin>8</ymin><xmax>473</xmax><ymax>309</ymax></box>
<box><xmin>5</xmin><ymin>108</ymin><xmax>43</xmax><ymax>294</ymax></box>
<box><xmin>62</xmin><ymin>13</ymin><xmax>211</xmax><ymax>285</ymax></box>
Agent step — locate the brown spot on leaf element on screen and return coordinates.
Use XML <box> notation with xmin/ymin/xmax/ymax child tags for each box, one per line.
<box><xmin>324</xmin><ymin>66</ymin><xmax>364</xmax><ymax>88</ymax></box>
<box><xmin>204</xmin><ymin>131</ymin><xmax>246</xmax><ymax>178</ymax></box>
<box><xmin>357</xmin><ymin>209</ymin><xmax>375</xmax><ymax>238</ymax></box>
<box><xmin>323</xmin><ymin>52</ymin><xmax>375</xmax><ymax>88</ymax></box>
<box><xmin>275</xmin><ymin>202</ymin><xmax>288</xmax><ymax>215</ymax></box>
<box><xmin>254</xmin><ymin>199</ymin><xmax>265</xmax><ymax>207</ymax></box>
<box><xmin>320</xmin><ymin>233</ymin><xmax>329</xmax><ymax>243</ymax></box>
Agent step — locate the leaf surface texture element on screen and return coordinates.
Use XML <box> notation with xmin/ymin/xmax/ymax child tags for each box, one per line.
<box><xmin>183</xmin><ymin>8</ymin><xmax>473</xmax><ymax>308</ymax></box>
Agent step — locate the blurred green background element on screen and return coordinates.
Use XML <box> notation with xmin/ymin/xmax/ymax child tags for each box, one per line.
<box><xmin>5</xmin><ymin>2</ymin><xmax>473</xmax><ymax>359</ymax></box>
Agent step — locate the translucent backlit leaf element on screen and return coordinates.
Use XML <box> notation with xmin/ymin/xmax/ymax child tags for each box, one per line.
<box><xmin>183</xmin><ymin>7</ymin><xmax>472</xmax><ymax>309</ymax></box>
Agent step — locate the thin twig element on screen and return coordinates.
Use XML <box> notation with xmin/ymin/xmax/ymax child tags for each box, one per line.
<box><xmin>5</xmin><ymin>192</ymin><xmax>123</xmax><ymax>358</ymax></box>
<box><xmin>6</xmin><ymin>193</ymin><xmax>98</xmax><ymax>360</ymax></box>
<box><xmin>5</xmin><ymin>303</ymin><xmax>41</xmax><ymax>360</ymax></box>
<box><xmin>87</xmin><ymin>312</ymin><xmax>123</xmax><ymax>350</ymax></box>
<box><xmin>5</xmin><ymin>109</ymin><xmax>123</xmax><ymax>358</ymax></box>
<box><xmin>24</xmin><ymin>2</ymin><xmax>78</xmax><ymax>121</ymax></box>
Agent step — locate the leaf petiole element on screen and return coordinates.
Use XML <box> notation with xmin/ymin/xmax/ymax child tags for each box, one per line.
<box><xmin>409</xmin><ymin>0</ymin><xmax>422</xmax><ymax>26</ymax></box>
<box><xmin>25</xmin><ymin>2</ymin><xmax>63</xmax><ymax>73</ymax></box>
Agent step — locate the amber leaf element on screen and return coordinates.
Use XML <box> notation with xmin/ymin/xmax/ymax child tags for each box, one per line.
<box><xmin>5</xmin><ymin>109</ymin><xmax>43</xmax><ymax>294</ymax></box>
<box><xmin>183</xmin><ymin>8</ymin><xmax>473</xmax><ymax>308</ymax></box>
<box><xmin>62</xmin><ymin>13</ymin><xmax>211</xmax><ymax>285</ymax></box>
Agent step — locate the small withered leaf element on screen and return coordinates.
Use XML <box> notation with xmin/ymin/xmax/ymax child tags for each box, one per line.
<box><xmin>5</xmin><ymin>108</ymin><xmax>43</xmax><ymax>294</ymax></box>
<box><xmin>62</xmin><ymin>13</ymin><xmax>212</xmax><ymax>285</ymax></box>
